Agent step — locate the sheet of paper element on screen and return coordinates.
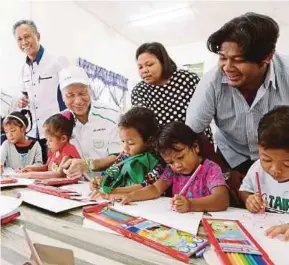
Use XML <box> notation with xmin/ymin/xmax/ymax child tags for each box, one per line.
<box><xmin>0</xmin><ymin>195</ymin><xmax>22</xmax><ymax>218</ymax></box>
<box><xmin>60</xmin><ymin>182</ymin><xmax>91</xmax><ymax>197</ymax></box>
<box><xmin>59</xmin><ymin>182</ymin><xmax>108</xmax><ymax>202</ymax></box>
<box><xmin>111</xmin><ymin>197</ymin><xmax>202</xmax><ymax>234</ymax></box>
<box><xmin>82</xmin><ymin>218</ymin><xmax>121</xmax><ymax>236</ymax></box>
<box><xmin>2</xmin><ymin>167</ymin><xmax>16</xmax><ymax>175</ymax></box>
<box><xmin>203</xmin><ymin>247</ymin><xmax>222</xmax><ymax>265</ymax></box>
<box><xmin>20</xmin><ymin>190</ymin><xmax>105</xmax><ymax>213</ymax></box>
<box><xmin>209</xmin><ymin>207</ymin><xmax>289</xmax><ymax>230</ymax></box>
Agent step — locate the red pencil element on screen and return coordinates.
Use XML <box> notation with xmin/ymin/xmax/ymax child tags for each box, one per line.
<box><xmin>255</xmin><ymin>172</ymin><xmax>265</xmax><ymax>214</ymax></box>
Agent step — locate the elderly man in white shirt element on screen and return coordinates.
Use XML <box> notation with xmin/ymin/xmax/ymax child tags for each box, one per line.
<box><xmin>59</xmin><ymin>66</ymin><xmax>122</xmax><ymax>178</ymax></box>
<box><xmin>14</xmin><ymin>20</ymin><xmax>69</xmax><ymax>162</ymax></box>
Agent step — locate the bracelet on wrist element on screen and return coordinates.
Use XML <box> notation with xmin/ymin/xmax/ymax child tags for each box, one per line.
<box><xmin>85</xmin><ymin>158</ymin><xmax>95</xmax><ymax>172</ymax></box>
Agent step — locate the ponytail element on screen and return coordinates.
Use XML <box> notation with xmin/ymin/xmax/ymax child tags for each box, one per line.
<box><xmin>20</xmin><ymin>109</ymin><xmax>33</xmax><ymax>132</ymax></box>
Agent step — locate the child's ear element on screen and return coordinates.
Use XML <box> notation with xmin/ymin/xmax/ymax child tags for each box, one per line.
<box><xmin>21</xmin><ymin>127</ymin><xmax>26</xmax><ymax>134</ymax></box>
<box><xmin>61</xmin><ymin>135</ymin><xmax>68</xmax><ymax>143</ymax></box>
<box><xmin>193</xmin><ymin>143</ymin><xmax>200</xmax><ymax>155</ymax></box>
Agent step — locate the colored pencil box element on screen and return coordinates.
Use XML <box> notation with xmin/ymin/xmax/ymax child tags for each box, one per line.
<box><xmin>27</xmin><ymin>184</ymin><xmax>80</xmax><ymax>199</ymax></box>
<box><xmin>202</xmin><ymin>218</ymin><xmax>274</xmax><ymax>265</ymax></box>
<box><xmin>0</xmin><ymin>178</ymin><xmax>18</xmax><ymax>184</ymax></box>
<box><xmin>1</xmin><ymin>210</ymin><xmax>21</xmax><ymax>225</ymax></box>
<box><xmin>34</xmin><ymin>178</ymin><xmax>79</xmax><ymax>186</ymax></box>
<box><xmin>83</xmin><ymin>204</ymin><xmax>208</xmax><ymax>264</ymax></box>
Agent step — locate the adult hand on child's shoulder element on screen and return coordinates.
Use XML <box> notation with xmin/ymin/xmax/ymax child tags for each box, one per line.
<box><xmin>265</xmin><ymin>224</ymin><xmax>289</xmax><ymax>241</ymax></box>
<box><xmin>245</xmin><ymin>194</ymin><xmax>266</xmax><ymax>213</ymax></box>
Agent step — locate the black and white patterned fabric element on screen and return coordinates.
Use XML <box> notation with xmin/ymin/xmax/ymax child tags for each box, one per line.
<box><xmin>131</xmin><ymin>70</ymin><xmax>214</xmax><ymax>144</ymax></box>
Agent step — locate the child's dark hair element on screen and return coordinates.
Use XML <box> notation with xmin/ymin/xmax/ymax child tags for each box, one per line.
<box><xmin>258</xmin><ymin>106</ymin><xmax>289</xmax><ymax>149</ymax></box>
<box><xmin>118</xmin><ymin>107</ymin><xmax>159</xmax><ymax>142</ymax></box>
<box><xmin>156</xmin><ymin>122</ymin><xmax>200</xmax><ymax>154</ymax></box>
<box><xmin>3</xmin><ymin>109</ymin><xmax>32</xmax><ymax>132</ymax></box>
<box><xmin>44</xmin><ymin>111</ymin><xmax>75</xmax><ymax>139</ymax></box>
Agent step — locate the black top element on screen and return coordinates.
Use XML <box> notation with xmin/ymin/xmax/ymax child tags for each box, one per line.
<box><xmin>131</xmin><ymin>69</ymin><xmax>213</xmax><ymax>143</ymax></box>
<box><xmin>15</xmin><ymin>141</ymin><xmax>37</xmax><ymax>154</ymax></box>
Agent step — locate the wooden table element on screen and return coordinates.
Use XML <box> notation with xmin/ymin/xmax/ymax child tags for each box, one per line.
<box><xmin>1</xmin><ymin>188</ymin><xmax>208</xmax><ymax>265</ymax></box>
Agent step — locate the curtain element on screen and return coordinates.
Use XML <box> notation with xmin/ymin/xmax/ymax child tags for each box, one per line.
<box><xmin>77</xmin><ymin>58</ymin><xmax>128</xmax><ymax>110</ymax></box>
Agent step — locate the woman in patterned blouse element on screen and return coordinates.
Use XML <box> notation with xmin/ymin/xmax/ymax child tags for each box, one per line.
<box><xmin>131</xmin><ymin>42</ymin><xmax>213</xmax><ymax>144</ymax></box>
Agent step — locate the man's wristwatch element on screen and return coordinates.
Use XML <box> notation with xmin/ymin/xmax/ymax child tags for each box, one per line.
<box><xmin>85</xmin><ymin>159</ymin><xmax>95</xmax><ymax>172</ymax></box>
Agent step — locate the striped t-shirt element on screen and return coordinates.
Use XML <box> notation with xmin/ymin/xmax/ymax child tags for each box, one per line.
<box><xmin>186</xmin><ymin>53</ymin><xmax>289</xmax><ymax>168</ymax></box>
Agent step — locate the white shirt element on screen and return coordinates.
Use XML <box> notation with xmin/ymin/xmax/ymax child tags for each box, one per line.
<box><xmin>70</xmin><ymin>101</ymin><xmax>122</xmax><ymax>159</ymax></box>
<box><xmin>21</xmin><ymin>46</ymin><xmax>70</xmax><ymax>139</ymax></box>
<box><xmin>240</xmin><ymin>160</ymin><xmax>289</xmax><ymax>213</ymax></box>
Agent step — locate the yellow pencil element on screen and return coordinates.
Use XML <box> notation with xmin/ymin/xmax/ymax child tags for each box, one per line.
<box><xmin>235</xmin><ymin>253</ymin><xmax>246</xmax><ymax>265</ymax></box>
<box><xmin>231</xmin><ymin>253</ymin><xmax>242</xmax><ymax>265</ymax></box>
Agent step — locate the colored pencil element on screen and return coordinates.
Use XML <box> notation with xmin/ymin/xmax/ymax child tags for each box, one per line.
<box><xmin>237</xmin><ymin>253</ymin><xmax>247</xmax><ymax>265</ymax></box>
<box><xmin>255</xmin><ymin>172</ymin><xmax>265</xmax><ymax>214</ymax></box>
<box><xmin>241</xmin><ymin>254</ymin><xmax>254</xmax><ymax>265</ymax></box>
<box><xmin>254</xmin><ymin>255</ymin><xmax>267</xmax><ymax>265</ymax></box>
<box><xmin>227</xmin><ymin>253</ymin><xmax>237</xmax><ymax>265</ymax></box>
<box><xmin>171</xmin><ymin>164</ymin><xmax>202</xmax><ymax>210</ymax></box>
<box><xmin>246</xmin><ymin>254</ymin><xmax>258</xmax><ymax>265</ymax></box>
<box><xmin>179</xmin><ymin>164</ymin><xmax>202</xmax><ymax>195</ymax></box>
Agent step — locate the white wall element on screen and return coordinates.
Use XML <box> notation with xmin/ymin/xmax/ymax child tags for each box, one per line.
<box><xmin>167</xmin><ymin>41</ymin><xmax>218</xmax><ymax>74</ymax></box>
<box><xmin>0</xmin><ymin>0</ymin><xmax>138</xmax><ymax>99</ymax></box>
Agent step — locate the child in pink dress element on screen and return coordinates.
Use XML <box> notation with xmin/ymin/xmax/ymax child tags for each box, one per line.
<box><xmin>22</xmin><ymin>111</ymin><xmax>80</xmax><ymax>178</ymax></box>
<box><xmin>118</xmin><ymin>122</ymin><xmax>229</xmax><ymax>213</ymax></box>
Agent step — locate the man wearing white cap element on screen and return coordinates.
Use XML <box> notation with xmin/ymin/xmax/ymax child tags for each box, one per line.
<box><xmin>60</xmin><ymin>66</ymin><xmax>122</xmax><ymax>177</ymax></box>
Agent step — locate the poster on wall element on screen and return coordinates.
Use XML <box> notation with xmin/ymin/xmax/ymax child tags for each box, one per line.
<box><xmin>182</xmin><ymin>62</ymin><xmax>204</xmax><ymax>77</ymax></box>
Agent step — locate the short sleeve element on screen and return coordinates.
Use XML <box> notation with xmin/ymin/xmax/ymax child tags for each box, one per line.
<box><xmin>62</xmin><ymin>144</ymin><xmax>81</xmax><ymax>159</ymax></box>
<box><xmin>205</xmin><ymin>161</ymin><xmax>227</xmax><ymax>190</ymax></box>
<box><xmin>185</xmin><ymin>71</ymin><xmax>200</xmax><ymax>94</ymax></box>
<box><xmin>160</xmin><ymin>165</ymin><xmax>176</xmax><ymax>186</ymax></box>
<box><xmin>185</xmin><ymin>68</ymin><xmax>217</xmax><ymax>133</ymax></box>
<box><xmin>239</xmin><ymin>161</ymin><xmax>259</xmax><ymax>193</ymax></box>
<box><xmin>33</xmin><ymin>141</ymin><xmax>43</xmax><ymax>165</ymax></box>
<box><xmin>141</xmin><ymin>159</ymin><xmax>166</xmax><ymax>187</ymax></box>
<box><xmin>131</xmin><ymin>83</ymin><xmax>146</xmax><ymax>106</ymax></box>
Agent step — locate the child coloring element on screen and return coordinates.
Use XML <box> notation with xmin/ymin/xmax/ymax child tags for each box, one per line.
<box><xmin>239</xmin><ymin>106</ymin><xmax>289</xmax><ymax>241</ymax></box>
<box><xmin>0</xmin><ymin>110</ymin><xmax>42</xmax><ymax>174</ymax></box>
<box><xmin>118</xmin><ymin>122</ymin><xmax>229</xmax><ymax>213</ymax></box>
<box><xmin>22</xmin><ymin>111</ymin><xmax>80</xmax><ymax>178</ymax></box>
<box><xmin>90</xmin><ymin>107</ymin><xmax>165</xmax><ymax>198</ymax></box>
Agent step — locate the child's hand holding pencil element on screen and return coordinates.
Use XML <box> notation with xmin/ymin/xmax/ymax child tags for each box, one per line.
<box><xmin>171</xmin><ymin>195</ymin><xmax>192</xmax><ymax>213</ymax></box>
<box><xmin>245</xmin><ymin>193</ymin><xmax>267</xmax><ymax>213</ymax></box>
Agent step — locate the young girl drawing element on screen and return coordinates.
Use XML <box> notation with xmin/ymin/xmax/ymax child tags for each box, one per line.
<box><xmin>0</xmin><ymin>110</ymin><xmax>42</xmax><ymax>174</ymax></box>
<box><xmin>118</xmin><ymin>122</ymin><xmax>229</xmax><ymax>213</ymax></box>
<box><xmin>21</xmin><ymin>111</ymin><xmax>80</xmax><ymax>178</ymax></box>
<box><xmin>90</xmin><ymin>107</ymin><xmax>165</xmax><ymax>198</ymax></box>
<box><xmin>239</xmin><ymin>106</ymin><xmax>289</xmax><ymax>241</ymax></box>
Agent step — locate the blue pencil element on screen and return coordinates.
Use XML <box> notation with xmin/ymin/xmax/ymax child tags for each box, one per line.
<box><xmin>253</xmin><ymin>255</ymin><xmax>267</xmax><ymax>265</ymax></box>
<box><xmin>102</xmin><ymin>211</ymin><xmax>126</xmax><ymax>222</ymax></box>
<box><xmin>246</xmin><ymin>254</ymin><xmax>258</xmax><ymax>265</ymax></box>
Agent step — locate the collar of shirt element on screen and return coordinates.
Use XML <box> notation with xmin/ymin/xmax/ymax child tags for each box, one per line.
<box><xmin>221</xmin><ymin>62</ymin><xmax>277</xmax><ymax>90</ymax></box>
<box><xmin>25</xmin><ymin>45</ymin><xmax>44</xmax><ymax>65</ymax></box>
